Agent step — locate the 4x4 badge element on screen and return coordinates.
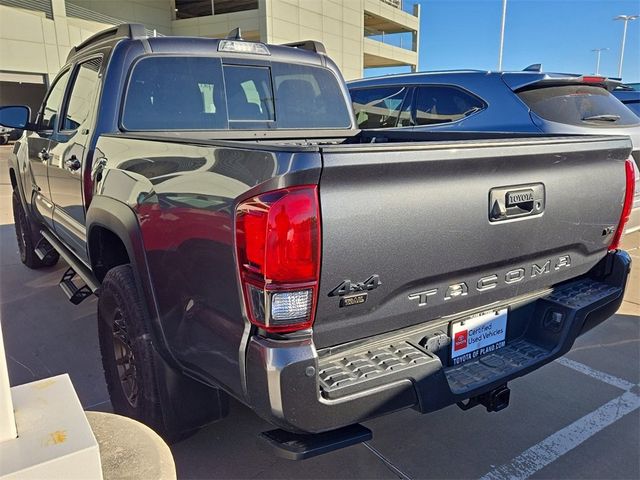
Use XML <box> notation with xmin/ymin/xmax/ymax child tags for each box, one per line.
<box><xmin>328</xmin><ymin>275</ymin><xmax>381</xmax><ymax>297</ymax></box>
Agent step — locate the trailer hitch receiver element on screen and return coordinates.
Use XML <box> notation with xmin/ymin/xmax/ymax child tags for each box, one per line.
<box><xmin>457</xmin><ymin>384</ymin><xmax>511</xmax><ymax>413</ymax></box>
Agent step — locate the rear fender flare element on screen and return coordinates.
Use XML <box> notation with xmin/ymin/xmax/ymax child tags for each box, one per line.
<box><xmin>86</xmin><ymin>196</ymin><xmax>179</xmax><ymax>369</ymax></box>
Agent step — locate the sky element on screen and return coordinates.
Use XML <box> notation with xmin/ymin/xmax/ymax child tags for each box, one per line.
<box><xmin>366</xmin><ymin>0</ymin><xmax>640</xmax><ymax>82</ymax></box>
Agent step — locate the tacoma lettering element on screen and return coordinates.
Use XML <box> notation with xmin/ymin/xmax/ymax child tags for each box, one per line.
<box><xmin>409</xmin><ymin>255</ymin><xmax>572</xmax><ymax>307</ymax></box>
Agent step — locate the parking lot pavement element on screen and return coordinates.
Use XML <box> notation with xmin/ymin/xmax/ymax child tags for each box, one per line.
<box><xmin>0</xmin><ymin>144</ymin><xmax>638</xmax><ymax>479</ymax></box>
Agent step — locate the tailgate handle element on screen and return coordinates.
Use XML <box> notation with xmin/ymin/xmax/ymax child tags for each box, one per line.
<box><xmin>489</xmin><ymin>184</ymin><xmax>545</xmax><ymax>222</ymax></box>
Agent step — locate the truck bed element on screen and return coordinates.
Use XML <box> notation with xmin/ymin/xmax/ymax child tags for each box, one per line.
<box><xmin>92</xmin><ymin>130</ymin><xmax>631</xmax><ymax>396</ymax></box>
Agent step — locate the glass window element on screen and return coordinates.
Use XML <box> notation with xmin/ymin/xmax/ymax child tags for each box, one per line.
<box><xmin>414</xmin><ymin>85</ymin><xmax>485</xmax><ymax>125</ymax></box>
<box><xmin>518</xmin><ymin>85</ymin><xmax>639</xmax><ymax>127</ymax></box>
<box><xmin>174</xmin><ymin>0</ymin><xmax>258</xmax><ymax>18</ymax></box>
<box><xmin>63</xmin><ymin>58</ymin><xmax>102</xmax><ymax>131</ymax></box>
<box><xmin>213</xmin><ymin>0</ymin><xmax>258</xmax><ymax>14</ymax></box>
<box><xmin>223</xmin><ymin>65</ymin><xmax>274</xmax><ymax>122</ymax></box>
<box><xmin>273</xmin><ymin>63</ymin><xmax>352</xmax><ymax>129</ymax></box>
<box><xmin>122</xmin><ymin>57</ymin><xmax>227</xmax><ymax>130</ymax></box>
<box><xmin>350</xmin><ymin>86</ymin><xmax>408</xmax><ymax>128</ymax></box>
<box><xmin>40</xmin><ymin>69</ymin><xmax>71</xmax><ymax>130</ymax></box>
<box><xmin>624</xmin><ymin>102</ymin><xmax>640</xmax><ymax>117</ymax></box>
<box><xmin>175</xmin><ymin>0</ymin><xmax>212</xmax><ymax>19</ymax></box>
<box><xmin>121</xmin><ymin>57</ymin><xmax>351</xmax><ymax>130</ymax></box>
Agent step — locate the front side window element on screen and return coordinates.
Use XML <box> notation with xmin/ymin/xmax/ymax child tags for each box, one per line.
<box><xmin>414</xmin><ymin>85</ymin><xmax>486</xmax><ymax>126</ymax></box>
<box><xmin>40</xmin><ymin>69</ymin><xmax>71</xmax><ymax>130</ymax></box>
<box><xmin>350</xmin><ymin>86</ymin><xmax>408</xmax><ymax>128</ymax></box>
<box><xmin>63</xmin><ymin>57</ymin><xmax>102</xmax><ymax>131</ymax></box>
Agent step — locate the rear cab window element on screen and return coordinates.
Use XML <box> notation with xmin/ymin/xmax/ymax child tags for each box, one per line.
<box><xmin>517</xmin><ymin>85</ymin><xmax>640</xmax><ymax>127</ymax></box>
<box><xmin>223</xmin><ymin>65</ymin><xmax>274</xmax><ymax>125</ymax></box>
<box><xmin>121</xmin><ymin>56</ymin><xmax>352</xmax><ymax>131</ymax></box>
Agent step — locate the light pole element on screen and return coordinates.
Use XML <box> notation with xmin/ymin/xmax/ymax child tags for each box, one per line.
<box><xmin>498</xmin><ymin>0</ymin><xmax>508</xmax><ymax>70</ymax></box>
<box><xmin>614</xmin><ymin>15</ymin><xmax>639</xmax><ymax>79</ymax></box>
<box><xmin>591</xmin><ymin>47</ymin><xmax>609</xmax><ymax>75</ymax></box>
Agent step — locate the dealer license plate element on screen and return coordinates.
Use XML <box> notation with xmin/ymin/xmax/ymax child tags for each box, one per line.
<box><xmin>450</xmin><ymin>308</ymin><xmax>508</xmax><ymax>365</ymax></box>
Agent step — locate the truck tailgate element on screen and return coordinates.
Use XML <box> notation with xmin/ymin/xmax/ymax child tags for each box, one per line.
<box><xmin>314</xmin><ymin>136</ymin><xmax>632</xmax><ymax>348</ymax></box>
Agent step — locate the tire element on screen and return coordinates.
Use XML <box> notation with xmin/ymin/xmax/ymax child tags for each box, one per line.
<box><xmin>98</xmin><ymin>265</ymin><xmax>167</xmax><ymax>435</ymax></box>
<box><xmin>12</xmin><ymin>190</ymin><xmax>59</xmax><ymax>268</ymax></box>
<box><xmin>0</xmin><ymin>136</ymin><xmax>7</xmax><ymax>145</ymax></box>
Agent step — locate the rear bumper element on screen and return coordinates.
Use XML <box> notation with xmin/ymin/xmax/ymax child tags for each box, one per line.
<box><xmin>245</xmin><ymin>251</ymin><xmax>631</xmax><ymax>434</ymax></box>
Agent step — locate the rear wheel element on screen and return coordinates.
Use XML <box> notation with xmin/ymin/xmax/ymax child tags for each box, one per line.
<box><xmin>98</xmin><ymin>264</ymin><xmax>225</xmax><ymax>442</ymax></box>
<box><xmin>12</xmin><ymin>190</ymin><xmax>59</xmax><ymax>268</ymax></box>
<box><xmin>98</xmin><ymin>265</ymin><xmax>165</xmax><ymax>434</ymax></box>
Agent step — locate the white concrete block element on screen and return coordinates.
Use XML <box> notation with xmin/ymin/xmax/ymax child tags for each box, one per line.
<box><xmin>0</xmin><ymin>375</ymin><xmax>102</xmax><ymax>480</ymax></box>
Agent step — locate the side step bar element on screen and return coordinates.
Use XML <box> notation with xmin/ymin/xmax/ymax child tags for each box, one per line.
<box><xmin>60</xmin><ymin>267</ymin><xmax>94</xmax><ymax>305</ymax></box>
<box><xmin>34</xmin><ymin>236</ymin><xmax>58</xmax><ymax>264</ymax></box>
<box><xmin>259</xmin><ymin>424</ymin><xmax>372</xmax><ymax>460</ymax></box>
<box><xmin>39</xmin><ymin>230</ymin><xmax>100</xmax><ymax>304</ymax></box>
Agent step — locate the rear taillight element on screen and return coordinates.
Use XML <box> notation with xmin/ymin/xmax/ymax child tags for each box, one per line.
<box><xmin>235</xmin><ymin>185</ymin><xmax>320</xmax><ymax>333</ymax></box>
<box><xmin>609</xmin><ymin>157</ymin><xmax>636</xmax><ymax>251</ymax></box>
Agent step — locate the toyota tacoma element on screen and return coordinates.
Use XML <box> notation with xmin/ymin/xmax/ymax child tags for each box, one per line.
<box><xmin>2</xmin><ymin>24</ymin><xmax>635</xmax><ymax>458</ymax></box>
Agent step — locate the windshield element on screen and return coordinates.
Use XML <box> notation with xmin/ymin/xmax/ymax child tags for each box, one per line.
<box><xmin>517</xmin><ymin>84</ymin><xmax>639</xmax><ymax>127</ymax></box>
<box><xmin>121</xmin><ymin>56</ymin><xmax>352</xmax><ymax>131</ymax></box>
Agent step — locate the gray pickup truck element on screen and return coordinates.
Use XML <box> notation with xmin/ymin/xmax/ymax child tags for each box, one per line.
<box><xmin>1</xmin><ymin>25</ymin><xmax>635</xmax><ymax>459</ymax></box>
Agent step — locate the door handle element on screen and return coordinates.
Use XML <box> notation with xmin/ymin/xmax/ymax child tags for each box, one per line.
<box><xmin>38</xmin><ymin>149</ymin><xmax>51</xmax><ymax>162</ymax></box>
<box><xmin>489</xmin><ymin>184</ymin><xmax>545</xmax><ymax>222</ymax></box>
<box><xmin>65</xmin><ymin>155</ymin><xmax>81</xmax><ymax>171</ymax></box>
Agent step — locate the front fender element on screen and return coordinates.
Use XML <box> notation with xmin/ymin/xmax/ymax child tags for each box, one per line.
<box><xmin>9</xmin><ymin>140</ymin><xmax>31</xmax><ymax>213</ymax></box>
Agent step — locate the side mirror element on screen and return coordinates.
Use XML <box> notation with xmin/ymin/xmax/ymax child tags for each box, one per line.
<box><xmin>0</xmin><ymin>105</ymin><xmax>32</xmax><ymax>130</ymax></box>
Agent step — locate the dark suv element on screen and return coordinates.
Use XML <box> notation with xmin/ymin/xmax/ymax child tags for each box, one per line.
<box><xmin>348</xmin><ymin>71</ymin><xmax>640</xmax><ymax>232</ymax></box>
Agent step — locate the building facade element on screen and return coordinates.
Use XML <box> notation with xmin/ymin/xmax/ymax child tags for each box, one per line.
<box><xmin>0</xmin><ymin>0</ymin><xmax>419</xmax><ymax>110</ymax></box>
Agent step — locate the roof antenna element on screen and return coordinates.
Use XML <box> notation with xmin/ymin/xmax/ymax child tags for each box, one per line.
<box><xmin>226</xmin><ymin>28</ymin><xmax>243</xmax><ymax>40</ymax></box>
<box><xmin>523</xmin><ymin>63</ymin><xmax>542</xmax><ymax>72</ymax></box>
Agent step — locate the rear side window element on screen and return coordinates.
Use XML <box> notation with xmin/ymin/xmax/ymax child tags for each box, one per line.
<box><xmin>414</xmin><ymin>85</ymin><xmax>486</xmax><ymax>125</ymax></box>
<box><xmin>122</xmin><ymin>56</ymin><xmax>351</xmax><ymax>130</ymax></box>
<box><xmin>518</xmin><ymin>85</ymin><xmax>639</xmax><ymax>127</ymax></box>
<box><xmin>350</xmin><ymin>86</ymin><xmax>409</xmax><ymax>128</ymax></box>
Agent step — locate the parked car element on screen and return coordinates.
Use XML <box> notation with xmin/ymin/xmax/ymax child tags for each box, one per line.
<box><xmin>613</xmin><ymin>85</ymin><xmax>640</xmax><ymax>117</ymax></box>
<box><xmin>2</xmin><ymin>25</ymin><xmax>635</xmax><ymax>459</ymax></box>
<box><xmin>348</xmin><ymin>70</ymin><xmax>640</xmax><ymax>233</ymax></box>
<box><xmin>0</xmin><ymin>125</ymin><xmax>11</xmax><ymax>144</ymax></box>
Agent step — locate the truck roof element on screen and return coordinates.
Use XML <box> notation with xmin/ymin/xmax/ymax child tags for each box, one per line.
<box><xmin>67</xmin><ymin>23</ymin><xmax>328</xmax><ymax>68</ymax></box>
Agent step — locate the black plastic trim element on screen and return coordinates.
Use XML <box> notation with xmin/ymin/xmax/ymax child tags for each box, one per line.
<box><xmin>40</xmin><ymin>229</ymin><xmax>99</xmax><ymax>291</ymax></box>
<box><xmin>85</xmin><ymin>196</ymin><xmax>177</xmax><ymax>367</ymax></box>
